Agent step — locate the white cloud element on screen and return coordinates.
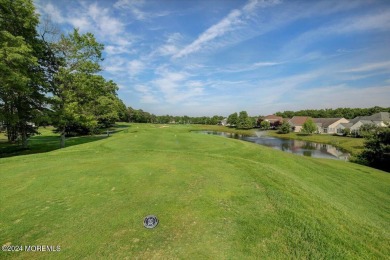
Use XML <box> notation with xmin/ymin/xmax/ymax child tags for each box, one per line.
<box><xmin>128</xmin><ymin>60</ymin><xmax>145</xmax><ymax>76</ymax></box>
<box><xmin>104</xmin><ymin>57</ymin><xmax>145</xmax><ymax>77</ymax></box>
<box><xmin>134</xmin><ymin>84</ymin><xmax>159</xmax><ymax>104</ymax></box>
<box><xmin>39</xmin><ymin>1</ymin><xmax>133</xmax><ymax>55</ymax></box>
<box><xmin>156</xmin><ymin>33</ymin><xmax>182</xmax><ymax>56</ymax></box>
<box><xmin>114</xmin><ymin>0</ymin><xmax>171</xmax><ymax>21</ymax></box>
<box><xmin>41</xmin><ymin>3</ymin><xmax>65</xmax><ymax>23</ymax></box>
<box><xmin>281</xmin><ymin>9</ymin><xmax>390</xmax><ymax>59</ymax></box>
<box><xmin>173</xmin><ymin>9</ymin><xmax>242</xmax><ymax>58</ymax></box>
<box><xmin>105</xmin><ymin>45</ymin><xmax>135</xmax><ymax>55</ymax></box>
<box><xmin>254</xmin><ymin>62</ymin><xmax>281</xmax><ymax>67</ymax></box>
<box><xmin>114</xmin><ymin>0</ymin><xmax>146</xmax><ymax>20</ymax></box>
<box><xmin>334</xmin><ymin>10</ymin><xmax>390</xmax><ymax>33</ymax></box>
<box><xmin>342</xmin><ymin>61</ymin><xmax>390</xmax><ymax>73</ymax></box>
<box><xmin>151</xmin><ymin>69</ymin><xmax>205</xmax><ymax>104</ymax></box>
<box><xmin>173</xmin><ymin>0</ymin><xmax>281</xmax><ymax>58</ymax></box>
<box><xmin>216</xmin><ymin>61</ymin><xmax>282</xmax><ymax>73</ymax></box>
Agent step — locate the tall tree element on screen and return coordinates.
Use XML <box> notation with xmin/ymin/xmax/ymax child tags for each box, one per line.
<box><xmin>51</xmin><ymin>29</ymin><xmax>104</xmax><ymax>148</ymax></box>
<box><xmin>227</xmin><ymin>112</ymin><xmax>238</xmax><ymax>126</ymax></box>
<box><xmin>237</xmin><ymin>111</ymin><xmax>253</xmax><ymax>129</ymax></box>
<box><xmin>301</xmin><ymin>118</ymin><xmax>317</xmax><ymax>135</ymax></box>
<box><xmin>0</xmin><ymin>0</ymin><xmax>50</xmax><ymax>148</ymax></box>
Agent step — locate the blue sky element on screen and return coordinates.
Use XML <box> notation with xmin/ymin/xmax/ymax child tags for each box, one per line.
<box><xmin>35</xmin><ymin>0</ymin><xmax>390</xmax><ymax>116</ymax></box>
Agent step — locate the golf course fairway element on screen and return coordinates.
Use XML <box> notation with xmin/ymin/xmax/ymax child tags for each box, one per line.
<box><xmin>1</xmin><ymin>124</ymin><xmax>389</xmax><ymax>259</ymax></box>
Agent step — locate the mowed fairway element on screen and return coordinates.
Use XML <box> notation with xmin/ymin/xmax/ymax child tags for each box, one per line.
<box><xmin>1</xmin><ymin>124</ymin><xmax>389</xmax><ymax>259</ymax></box>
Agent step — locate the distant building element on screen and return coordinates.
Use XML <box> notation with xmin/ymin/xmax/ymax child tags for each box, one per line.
<box><xmin>218</xmin><ymin>118</ymin><xmax>228</xmax><ymax>126</ymax></box>
<box><xmin>335</xmin><ymin>112</ymin><xmax>390</xmax><ymax>135</ymax></box>
<box><xmin>288</xmin><ymin>116</ymin><xmax>310</xmax><ymax>132</ymax></box>
<box><xmin>313</xmin><ymin>118</ymin><xmax>349</xmax><ymax>134</ymax></box>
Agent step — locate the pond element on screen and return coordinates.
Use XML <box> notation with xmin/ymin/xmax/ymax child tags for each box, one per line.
<box><xmin>196</xmin><ymin>130</ymin><xmax>350</xmax><ymax>160</ymax></box>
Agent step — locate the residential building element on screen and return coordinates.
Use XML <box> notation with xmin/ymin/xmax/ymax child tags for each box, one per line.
<box><xmin>288</xmin><ymin>116</ymin><xmax>310</xmax><ymax>132</ymax></box>
<box><xmin>335</xmin><ymin>112</ymin><xmax>390</xmax><ymax>135</ymax></box>
<box><xmin>313</xmin><ymin>118</ymin><xmax>349</xmax><ymax>134</ymax></box>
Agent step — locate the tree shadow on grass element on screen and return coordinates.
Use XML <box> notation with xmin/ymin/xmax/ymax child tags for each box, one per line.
<box><xmin>0</xmin><ymin>124</ymin><xmax>131</xmax><ymax>159</ymax></box>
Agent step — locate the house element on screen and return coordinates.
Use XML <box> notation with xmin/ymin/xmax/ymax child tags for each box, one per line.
<box><xmin>335</xmin><ymin>112</ymin><xmax>390</xmax><ymax>135</ymax></box>
<box><xmin>288</xmin><ymin>116</ymin><xmax>310</xmax><ymax>132</ymax></box>
<box><xmin>263</xmin><ymin>115</ymin><xmax>283</xmax><ymax>124</ymax></box>
<box><xmin>219</xmin><ymin>118</ymin><xmax>228</xmax><ymax>126</ymax></box>
<box><xmin>258</xmin><ymin>115</ymin><xmax>284</xmax><ymax>129</ymax></box>
<box><xmin>335</xmin><ymin>119</ymin><xmax>371</xmax><ymax>135</ymax></box>
<box><xmin>364</xmin><ymin>112</ymin><xmax>390</xmax><ymax>126</ymax></box>
<box><xmin>313</xmin><ymin>118</ymin><xmax>349</xmax><ymax>134</ymax></box>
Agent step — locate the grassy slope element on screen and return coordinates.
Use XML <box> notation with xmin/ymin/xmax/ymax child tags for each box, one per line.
<box><xmin>0</xmin><ymin>124</ymin><xmax>389</xmax><ymax>259</ymax></box>
<box><xmin>266</xmin><ymin>131</ymin><xmax>364</xmax><ymax>155</ymax></box>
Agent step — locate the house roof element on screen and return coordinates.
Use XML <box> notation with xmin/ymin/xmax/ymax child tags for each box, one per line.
<box><xmin>264</xmin><ymin>115</ymin><xmax>283</xmax><ymax>121</ymax></box>
<box><xmin>368</xmin><ymin>112</ymin><xmax>390</xmax><ymax>121</ymax></box>
<box><xmin>351</xmin><ymin>112</ymin><xmax>390</xmax><ymax>123</ymax></box>
<box><xmin>313</xmin><ymin>118</ymin><xmax>344</xmax><ymax>128</ymax></box>
<box><xmin>288</xmin><ymin>116</ymin><xmax>310</xmax><ymax>126</ymax></box>
<box><xmin>341</xmin><ymin>123</ymin><xmax>353</xmax><ymax>128</ymax></box>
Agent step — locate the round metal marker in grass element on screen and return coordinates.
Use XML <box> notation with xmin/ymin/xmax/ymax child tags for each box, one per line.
<box><xmin>144</xmin><ymin>215</ymin><xmax>159</xmax><ymax>228</ymax></box>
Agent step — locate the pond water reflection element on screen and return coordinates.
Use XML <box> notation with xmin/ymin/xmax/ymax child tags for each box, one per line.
<box><xmin>196</xmin><ymin>131</ymin><xmax>350</xmax><ymax>160</ymax></box>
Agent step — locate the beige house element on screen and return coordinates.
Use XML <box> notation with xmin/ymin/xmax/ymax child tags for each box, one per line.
<box><xmin>288</xmin><ymin>116</ymin><xmax>310</xmax><ymax>132</ymax></box>
<box><xmin>313</xmin><ymin>118</ymin><xmax>349</xmax><ymax>134</ymax></box>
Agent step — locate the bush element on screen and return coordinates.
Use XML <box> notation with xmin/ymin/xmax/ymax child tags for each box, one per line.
<box><xmin>278</xmin><ymin>122</ymin><xmax>291</xmax><ymax>134</ymax></box>
<box><xmin>301</xmin><ymin>118</ymin><xmax>317</xmax><ymax>135</ymax></box>
<box><xmin>357</xmin><ymin>126</ymin><xmax>390</xmax><ymax>172</ymax></box>
<box><xmin>343</xmin><ymin>128</ymin><xmax>351</xmax><ymax>136</ymax></box>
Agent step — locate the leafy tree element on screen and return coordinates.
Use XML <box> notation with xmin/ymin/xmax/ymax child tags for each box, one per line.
<box><xmin>260</xmin><ymin>120</ymin><xmax>270</xmax><ymax>130</ymax></box>
<box><xmin>278</xmin><ymin>121</ymin><xmax>291</xmax><ymax>134</ymax></box>
<box><xmin>275</xmin><ymin>107</ymin><xmax>390</xmax><ymax>119</ymax></box>
<box><xmin>359</xmin><ymin>123</ymin><xmax>379</xmax><ymax>138</ymax></box>
<box><xmin>51</xmin><ymin>29</ymin><xmax>104</xmax><ymax>147</ymax></box>
<box><xmin>0</xmin><ymin>0</ymin><xmax>52</xmax><ymax>148</ymax></box>
<box><xmin>358</xmin><ymin>125</ymin><xmax>390</xmax><ymax>172</ymax></box>
<box><xmin>342</xmin><ymin>128</ymin><xmax>351</xmax><ymax>136</ymax></box>
<box><xmin>237</xmin><ymin>111</ymin><xmax>253</xmax><ymax>129</ymax></box>
<box><xmin>227</xmin><ymin>112</ymin><xmax>238</xmax><ymax>126</ymax></box>
<box><xmin>301</xmin><ymin>118</ymin><xmax>317</xmax><ymax>135</ymax></box>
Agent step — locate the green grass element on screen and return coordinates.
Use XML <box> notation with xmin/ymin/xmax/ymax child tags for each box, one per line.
<box><xmin>0</xmin><ymin>125</ymin><xmax>127</xmax><ymax>158</ymax></box>
<box><xmin>267</xmin><ymin>130</ymin><xmax>365</xmax><ymax>155</ymax></box>
<box><xmin>192</xmin><ymin>124</ymin><xmax>256</xmax><ymax>136</ymax></box>
<box><xmin>0</xmin><ymin>123</ymin><xmax>389</xmax><ymax>259</ymax></box>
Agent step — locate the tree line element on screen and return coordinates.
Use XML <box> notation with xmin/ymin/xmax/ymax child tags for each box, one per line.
<box><xmin>275</xmin><ymin>106</ymin><xmax>390</xmax><ymax>119</ymax></box>
<box><xmin>123</xmin><ymin>107</ymin><xmax>226</xmax><ymax>125</ymax></box>
<box><xmin>0</xmin><ymin>0</ymin><xmax>127</xmax><ymax>148</ymax></box>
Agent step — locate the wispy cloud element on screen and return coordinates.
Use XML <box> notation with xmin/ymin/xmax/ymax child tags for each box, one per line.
<box><xmin>156</xmin><ymin>33</ymin><xmax>182</xmax><ymax>56</ymax></box>
<box><xmin>173</xmin><ymin>0</ymin><xmax>281</xmax><ymax>58</ymax></box>
<box><xmin>281</xmin><ymin>9</ymin><xmax>390</xmax><ymax>60</ymax></box>
<box><xmin>150</xmin><ymin>68</ymin><xmax>205</xmax><ymax>104</ymax></box>
<box><xmin>114</xmin><ymin>0</ymin><xmax>171</xmax><ymax>21</ymax></box>
<box><xmin>38</xmin><ymin>1</ymin><xmax>134</xmax><ymax>55</ymax></box>
<box><xmin>342</xmin><ymin>61</ymin><xmax>390</xmax><ymax>73</ymax></box>
<box><xmin>254</xmin><ymin>62</ymin><xmax>282</xmax><ymax>67</ymax></box>
<box><xmin>216</xmin><ymin>61</ymin><xmax>282</xmax><ymax>73</ymax></box>
<box><xmin>134</xmin><ymin>85</ymin><xmax>159</xmax><ymax>104</ymax></box>
<box><xmin>128</xmin><ymin>59</ymin><xmax>145</xmax><ymax>77</ymax></box>
<box><xmin>40</xmin><ymin>2</ymin><xmax>65</xmax><ymax>23</ymax></box>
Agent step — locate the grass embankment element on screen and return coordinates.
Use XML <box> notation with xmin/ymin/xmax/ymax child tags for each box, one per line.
<box><xmin>267</xmin><ymin>131</ymin><xmax>364</xmax><ymax>155</ymax></box>
<box><xmin>1</xmin><ymin>123</ymin><xmax>389</xmax><ymax>259</ymax></box>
